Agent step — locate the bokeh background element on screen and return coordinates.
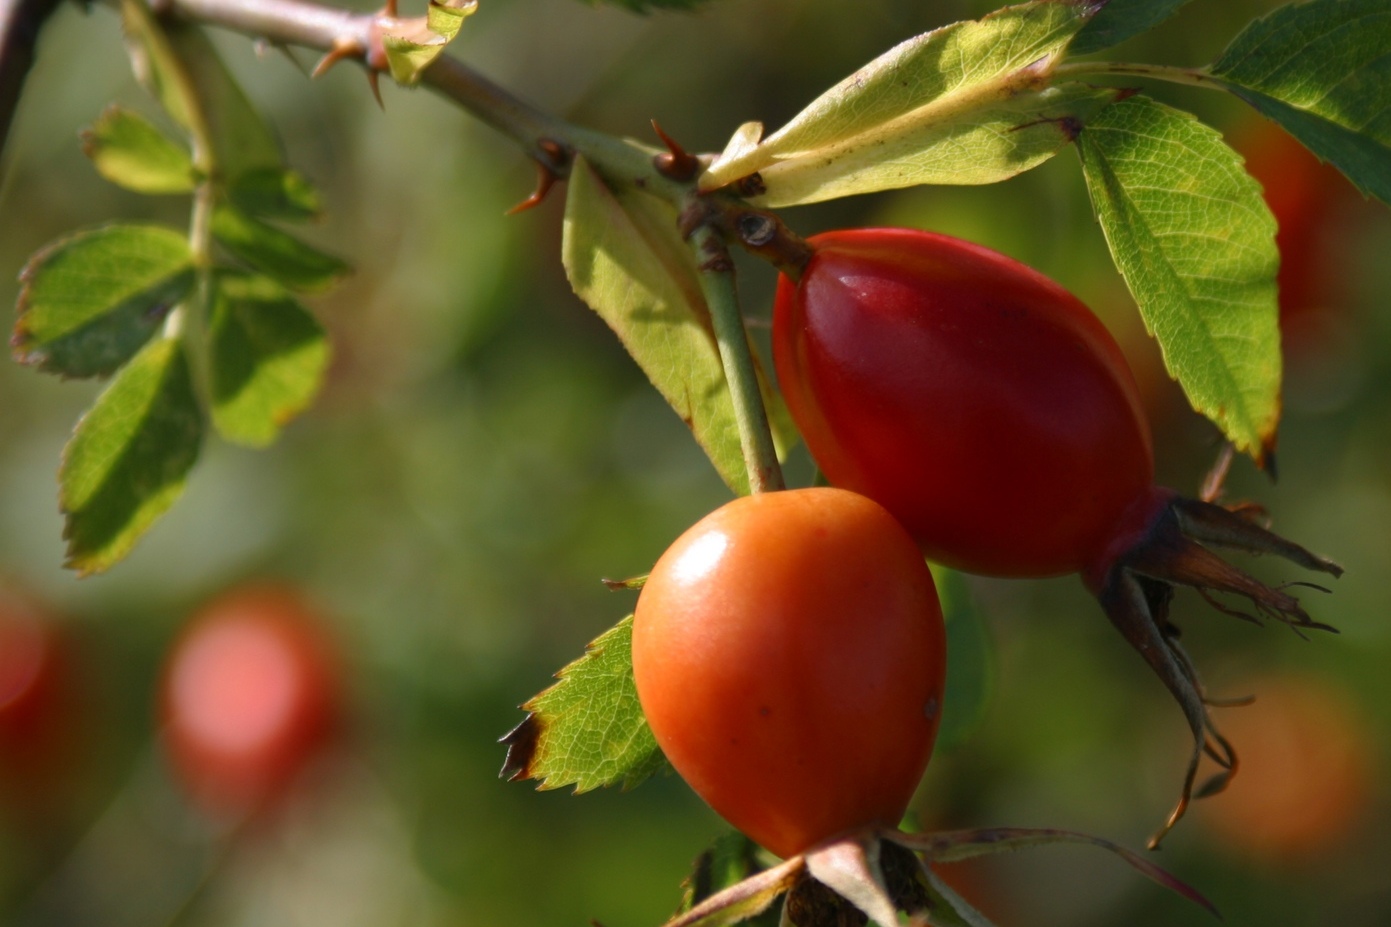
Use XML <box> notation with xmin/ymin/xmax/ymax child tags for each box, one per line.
<box><xmin>2</xmin><ymin>0</ymin><xmax>1390</xmax><ymax>923</ymax></box>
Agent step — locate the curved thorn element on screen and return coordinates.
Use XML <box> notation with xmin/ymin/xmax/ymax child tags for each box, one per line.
<box><xmin>311</xmin><ymin>39</ymin><xmax>363</xmax><ymax>79</ymax></box>
<box><xmin>506</xmin><ymin>161</ymin><xmax>558</xmax><ymax>215</ymax></box>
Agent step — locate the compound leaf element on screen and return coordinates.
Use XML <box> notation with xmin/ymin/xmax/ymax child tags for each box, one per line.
<box><xmin>81</xmin><ymin>104</ymin><xmax>196</xmax><ymax>194</ymax></box>
<box><xmin>213</xmin><ymin>203</ymin><xmax>349</xmax><ymax>293</ymax></box>
<box><xmin>14</xmin><ymin>224</ymin><xmax>194</xmax><ymax>378</ymax></box>
<box><xmin>701</xmin><ymin>0</ymin><xmax>1107</xmax><ymax>203</ymax></box>
<box><xmin>1070</xmin><ymin>0</ymin><xmax>1196</xmax><ymax>56</ymax></box>
<box><xmin>1210</xmin><ymin>0</ymin><xmax>1391</xmax><ymax>206</ymax></box>
<box><xmin>500</xmin><ymin>614</ymin><xmax>669</xmax><ymax>793</ymax></box>
<box><xmin>60</xmin><ymin>336</ymin><xmax>205</xmax><ymax>575</ymax></box>
<box><xmin>207</xmin><ymin>272</ymin><xmax>330</xmax><ymax>447</ymax></box>
<box><xmin>564</xmin><ymin>156</ymin><xmax>790</xmax><ymax>496</ymax></box>
<box><xmin>1077</xmin><ymin>94</ymin><xmax>1280</xmax><ymax>464</ymax></box>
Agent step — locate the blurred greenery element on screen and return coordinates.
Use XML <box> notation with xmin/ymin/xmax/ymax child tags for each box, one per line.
<box><xmin>2</xmin><ymin>0</ymin><xmax>1390</xmax><ymax>925</ymax></box>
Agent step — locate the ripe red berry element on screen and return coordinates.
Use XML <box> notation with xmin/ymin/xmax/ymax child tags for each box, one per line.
<box><xmin>160</xmin><ymin>584</ymin><xmax>342</xmax><ymax>819</ymax></box>
<box><xmin>632</xmin><ymin>488</ymin><xmax>946</xmax><ymax>859</ymax></box>
<box><xmin>771</xmin><ymin>228</ymin><xmax>1341</xmax><ymax>844</ymax></box>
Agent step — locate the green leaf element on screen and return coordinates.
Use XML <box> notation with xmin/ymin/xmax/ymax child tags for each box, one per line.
<box><xmin>207</xmin><ymin>272</ymin><xmax>330</xmax><ymax>447</ymax></box>
<box><xmin>700</xmin><ymin>0</ymin><xmax>1108</xmax><ymax>205</ymax></box>
<box><xmin>121</xmin><ymin>0</ymin><xmax>281</xmax><ymax>178</ymax></box>
<box><xmin>1069</xmin><ymin>0</ymin><xmax>1196</xmax><ymax>56</ymax></box>
<box><xmin>679</xmin><ymin>833</ymin><xmax>777</xmax><ymax>921</ymax></box>
<box><xmin>213</xmin><ymin>203</ymin><xmax>349</xmax><ymax>293</ymax></box>
<box><xmin>227</xmin><ymin>167</ymin><xmax>323</xmax><ymax>222</ymax></box>
<box><xmin>1210</xmin><ymin>0</ymin><xmax>1391</xmax><ymax>206</ymax></box>
<box><xmin>14</xmin><ymin>224</ymin><xmax>195</xmax><ymax>378</ymax></box>
<box><xmin>499</xmin><ymin>614</ymin><xmax>669</xmax><ymax>792</ymax></box>
<box><xmin>381</xmin><ymin>0</ymin><xmax>478</xmax><ymax>86</ymax></box>
<box><xmin>80</xmin><ymin>104</ymin><xmax>196</xmax><ymax>194</ymax></box>
<box><xmin>59</xmin><ymin>336</ymin><xmax>205</xmax><ymax>575</ymax></box>
<box><xmin>564</xmin><ymin>157</ymin><xmax>790</xmax><ymax>496</ymax></box>
<box><xmin>930</xmin><ymin>566</ymin><xmax>995</xmax><ymax>753</ymax></box>
<box><xmin>1077</xmin><ymin>95</ymin><xmax>1281</xmax><ymax>463</ymax></box>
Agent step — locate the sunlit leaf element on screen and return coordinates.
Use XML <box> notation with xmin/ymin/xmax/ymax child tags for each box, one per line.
<box><xmin>1210</xmin><ymin>0</ymin><xmax>1391</xmax><ymax>206</ymax></box>
<box><xmin>381</xmin><ymin>0</ymin><xmax>478</xmax><ymax>86</ymax></box>
<box><xmin>751</xmin><ymin>84</ymin><xmax>1120</xmax><ymax>208</ymax></box>
<box><xmin>930</xmin><ymin>566</ymin><xmax>995</xmax><ymax>753</ymax></box>
<box><xmin>14</xmin><ymin>224</ymin><xmax>194</xmax><ymax>378</ymax></box>
<box><xmin>213</xmin><ymin>203</ymin><xmax>349</xmax><ymax>292</ymax></box>
<box><xmin>207</xmin><ymin>272</ymin><xmax>330</xmax><ymax>447</ymax></box>
<box><xmin>563</xmin><ymin>156</ymin><xmax>791</xmax><ymax>496</ymax></box>
<box><xmin>228</xmin><ymin>167</ymin><xmax>323</xmax><ymax>222</ymax></box>
<box><xmin>60</xmin><ymin>336</ymin><xmax>205</xmax><ymax>575</ymax></box>
<box><xmin>1077</xmin><ymin>94</ymin><xmax>1280</xmax><ymax>463</ymax></box>
<box><xmin>81</xmin><ymin>104</ymin><xmax>196</xmax><ymax>194</ymax></box>
<box><xmin>499</xmin><ymin>614</ymin><xmax>669</xmax><ymax>792</ymax></box>
<box><xmin>1070</xmin><ymin>0</ymin><xmax>1196</xmax><ymax>56</ymax></box>
<box><xmin>700</xmin><ymin>0</ymin><xmax>1106</xmax><ymax>203</ymax></box>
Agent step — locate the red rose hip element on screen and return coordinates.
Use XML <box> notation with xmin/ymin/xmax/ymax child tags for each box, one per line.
<box><xmin>771</xmin><ymin>227</ymin><xmax>1342</xmax><ymax>845</ymax></box>
<box><xmin>632</xmin><ymin>488</ymin><xmax>946</xmax><ymax>859</ymax></box>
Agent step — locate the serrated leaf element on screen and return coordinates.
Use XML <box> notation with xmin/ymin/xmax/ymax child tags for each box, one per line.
<box><xmin>207</xmin><ymin>272</ymin><xmax>329</xmax><ymax>447</ymax></box>
<box><xmin>1210</xmin><ymin>0</ymin><xmax>1391</xmax><ymax>207</ymax></box>
<box><xmin>60</xmin><ymin>336</ymin><xmax>205</xmax><ymax>575</ymax></box>
<box><xmin>700</xmin><ymin>0</ymin><xmax>1104</xmax><ymax>202</ymax></box>
<box><xmin>1069</xmin><ymin>0</ymin><xmax>1195</xmax><ymax>56</ymax></box>
<box><xmin>930</xmin><ymin>566</ymin><xmax>995</xmax><ymax>753</ymax></box>
<box><xmin>121</xmin><ymin>0</ymin><xmax>281</xmax><ymax>179</ymax></box>
<box><xmin>81</xmin><ymin>105</ymin><xmax>196</xmax><ymax>194</ymax></box>
<box><xmin>14</xmin><ymin>224</ymin><xmax>194</xmax><ymax>378</ymax></box>
<box><xmin>228</xmin><ymin>167</ymin><xmax>323</xmax><ymax>221</ymax></box>
<box><xmin>213</xmin><ymin>203</ymin><xmax>348</xmax><ymax>292</ymax></box>
<box><xmin>381</xmin><ymin>0</ymin><xmax>477</xmax><ymax>86</ymax></box>
<box><xmin>499</xmin><ymin>614</ymin><xmax>668</xmax><ymax>792</ymax></box>
<box><xmin>564</xmin><ymin>157</ymin><xmax>791</xmax><ymax>496</ymax></box>
<box><xmin>1077</xmin><ymin>94</ymin><xmax>1281</xmax><ymax>463</ymax></box>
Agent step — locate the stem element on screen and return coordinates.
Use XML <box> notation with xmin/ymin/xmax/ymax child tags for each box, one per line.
<box><xmin>688</xmin><ymin>224</ymin><xmax>784</xmax><ymax>495</ymax></box>
<box><xmin>149</xmin><ymin>0</ymin><xmax>685</xmax><ymax>200</ymax></box>
<box><xmin>1053</xmin><ymin>61</ymin><xmax>1229</xmax><ymax>93</ymax></box>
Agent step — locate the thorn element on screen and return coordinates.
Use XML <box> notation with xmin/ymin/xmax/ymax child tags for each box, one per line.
<box><xmin>383</xmin><ymin>0</ymin><xmax>398</xmax><ymax>15</ymax></box>
<box><xmin>506</xmin><ymin>161</ymin><xmax>558</xmax><ymax>215</ymax></box>
<box><xmin>312</xmin><ymin>39</ymin><xmax>362</xmax><ymax>79</ymax></box>
<box><xmin>651</xmin><ymin>119</ymin><xmax>700</xmax><ymax>182</ymax></box>
<box><xmin>367</xmin><ymin>70</ymin><xmax>384</xmax><ymax>110</ymax></box>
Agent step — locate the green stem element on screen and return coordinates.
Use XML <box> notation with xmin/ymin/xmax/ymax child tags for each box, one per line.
<box><xmin>687</xmin><ymin>224</ymin><xmax>784</xmax><ymax>495</ymax></box>
<box><xmin>1053</xmin><ymin>61</ymin><xmax>1230</xmax><ymax>93</ymax></box>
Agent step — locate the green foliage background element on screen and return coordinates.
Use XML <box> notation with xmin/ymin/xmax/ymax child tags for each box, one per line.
<box><xmin>2</xmin><ymin>0</ymin><xmax>1391</xmax><ymax>924</ymax></box>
